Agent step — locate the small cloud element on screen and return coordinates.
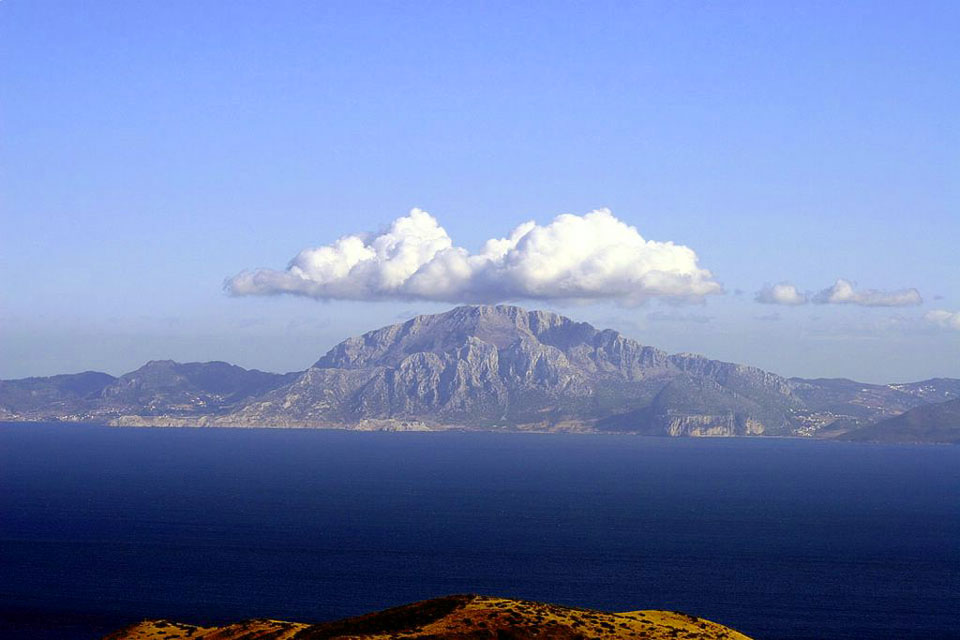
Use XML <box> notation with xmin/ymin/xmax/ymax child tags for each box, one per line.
<box><xmin>646</xmin><ymin>310</ymin><xmax>713</xmax><ymax>324</ymax></box>
<box><xmin>813</xmin><ymin>278</ymin><xmax>922</xmax><ymax>307</ymax></box>
<box><xmin>756</xmin><ymin>279</ymin><xmax>923</xmax><ymax>308</ymax></box>
<box><xmin>925</xmin><ymin>310</ymin><xmax>960</xmax><ymax>331</ymax></box>
<box><xmin>755</xmin><ymin>283</ymin><xmax>808</xmax><ymax>305</ymax></box>
<box><xmin>225</xmin><ymin>208</ymin><xmax>722</xmax><ymax>305</ymax></box>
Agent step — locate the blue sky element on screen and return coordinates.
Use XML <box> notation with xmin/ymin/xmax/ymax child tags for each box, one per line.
<box><xmin>1</xmin><ymin>1</ymin><xmax>958</xmax><ymax>382</ymax></box>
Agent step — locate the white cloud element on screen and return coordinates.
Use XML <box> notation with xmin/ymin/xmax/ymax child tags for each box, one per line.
<box><xmin>755</xmin><ymin>279</ymin><xmax>923</xmax><ymax>308</ymax></box>
<box><xmin>925</xmin><ymin>310</ymin><xmax>960</xmax><ymax>331</ymax></box>
<box><xmin>226</xmin><ymin>208</ymin><xmax>723</xmax><ymax>304</ymax></box>
<box><xmin>813</xmin><ymin>278</ymin><xmax>922</xmax><ymax>307</ymax></box>
<box><xmin>755</xmin><ymin>283</ymin><xmax>808</xmax><ymax>305</ymax></box>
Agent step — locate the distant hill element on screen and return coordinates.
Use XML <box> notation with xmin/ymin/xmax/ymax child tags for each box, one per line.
<box><xmin>841</xmin><ymin>398</ymin><xmax>960</xmax><ymax>444</ymax></box>
<box><xmin>0</xmin><ymin>371</ymin><xmax>116</xmax><ymax>418</ymax></box>
<box><xmin>103</xmin><ymin>594</ymin><xmax>753</xmax><ymax>640</ymax></box>
<box><xmin>2</xmin><ymin>305</ymin><xmax>958</xmax><ymax>440</ymax></box>
<box><xmin>0</xmin><ymin>361</ymin><xmax>296</xmax><ymax>423</ymax></box>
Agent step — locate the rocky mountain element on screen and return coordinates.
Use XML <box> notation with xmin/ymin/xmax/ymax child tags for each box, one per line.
<box><xmin>840</xmin><ymin>397</ymin><xmax>960</xmax><ymax>444</ymax></box>
<box><xmin>2</xmin><ymin>305</ymin><xmax>958</xmax><ymax>439</ymax></box>
<box><xmin>222</xmin><ymin>305</ymin><xmax>805</xmax><ymax>435</ymax></box>
<box><xmin>104</xmin><ymin>594</ymin><xmax>753</xmax><ymax>640</ymax></box>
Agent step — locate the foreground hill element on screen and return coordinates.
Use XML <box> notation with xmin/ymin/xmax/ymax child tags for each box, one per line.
<box><xmin>2</xmin><ymin>305</ymin><xmax>958</xmax><ymax>440</ymax></box>
<box><xmin>104</xmin><ymin>594</ymin><xmax>752</xmax><ymax>640</ymax></box>
<box><xmin>840</xmin><ymin>397</ymin><xmax>960</xmax><ymax>444</ymax></box>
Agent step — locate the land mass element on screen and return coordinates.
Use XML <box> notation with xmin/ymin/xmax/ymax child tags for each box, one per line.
<box><xmin>839</xmin><ymin>397</ymin><xmax>960</xmax><ymax>444</ymax></box>
<box><xmin>3</xmin><ymin>305</ymin><xmax>958</xmax><ymax>442</ymax></box>
<box><xmin>103</xmin><ymin>594</ymin><xmax>752</xmax><ymax>640</ymax></box>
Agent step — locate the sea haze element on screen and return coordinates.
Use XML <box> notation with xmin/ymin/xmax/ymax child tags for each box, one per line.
<box><xmin>1</xmin><ymin>425</ymin><xmax>958</xmax><ymax>640</ymax></box>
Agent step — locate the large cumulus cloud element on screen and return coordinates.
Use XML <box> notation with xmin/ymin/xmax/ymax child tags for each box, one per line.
<box><xmin>226</xmin><ymin>208</ymin><xmax>723</xmax><ymax>304</ymax></box>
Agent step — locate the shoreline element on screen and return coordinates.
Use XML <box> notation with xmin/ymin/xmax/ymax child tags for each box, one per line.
<box><xmin>0</xmin><ymin>419</ymin><xmax>954</xmax><ymax>445</ymax></box>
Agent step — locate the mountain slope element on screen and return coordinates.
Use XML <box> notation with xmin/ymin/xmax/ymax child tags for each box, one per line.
<box><xmin>104</xmin><ymin>594</ymin><xmax>753</xmax><ymax>640</ymax></box>
<box><xmin>840</xmin><ymin>397</ymin><xmax>960</xmax><ymax>443</ymax></box>
<box><xmin>0</xmin><ymin>362</ymin><xmax>296</xmax><ymax>422</ymax></box>
<box><xmin>0</xmin><ymin>371</ymin><xmax>116</xmax><ymax>420</ymax></box>
<box><xmin>784</xmin><ymin>376</ymin><xmax>960</xmax><ymax>436</ymax></box>
<box><xmin>224</xmin><ymin>305</ymin><xmax>802</xmax><ymax>434</ymax></box>
<box><xmin>101</xmin><ymin>360</ymin><xmax>299</xmax><ymax>415</ymax></box>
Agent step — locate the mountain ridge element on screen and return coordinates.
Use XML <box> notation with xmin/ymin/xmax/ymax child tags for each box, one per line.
<box><xmin>2</xmin><ymin>305</ymin><xmax>958</xmax><ymax>441</ymax></box>
<box><xmin>839</xmin><ymin>397</ymin><xmax>960</xmax><ymax>444</ymax></box>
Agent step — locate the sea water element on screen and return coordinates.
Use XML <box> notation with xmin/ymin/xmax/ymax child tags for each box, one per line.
<box><xmin>1</xmin><ymin>424</ymin><xmax>958</xmax><ymax>639</ymax></box>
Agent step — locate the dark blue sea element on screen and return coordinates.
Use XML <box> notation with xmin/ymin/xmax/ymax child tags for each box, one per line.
<box><xmin>1</xmin><ymin>424</ymin><xmax>958</xmax><ymax>639</ymax></box>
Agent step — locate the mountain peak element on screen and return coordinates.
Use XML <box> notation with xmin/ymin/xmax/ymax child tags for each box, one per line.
<box><xmin>139</xmin><ymin>359</ymin><xmax>180</xmax><ymax>369</ymax></box>
<box><xmin>313</xmin><ymin>304</ymin><xmax>587</xmax><ymax>370</ymax></box>
<box><xmin>266</xmin><ymin>305</ymin><xmax>805</xmax><ymax>433</ymax></box>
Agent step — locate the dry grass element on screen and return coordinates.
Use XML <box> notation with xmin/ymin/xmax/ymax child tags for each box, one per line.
<box><xmin>104</xmin><ymin>595</ymin><xmax>753</xmax><ymax>640</ymax></box>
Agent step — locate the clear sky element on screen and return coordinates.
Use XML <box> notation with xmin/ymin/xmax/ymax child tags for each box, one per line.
<box><xmin>2</xmin><ymin>1</ymin><xmax>958</xmax><ymax>383</ymax></box>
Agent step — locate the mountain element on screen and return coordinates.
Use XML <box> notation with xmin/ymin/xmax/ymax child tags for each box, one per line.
<box><xmin>100</xmin><ymin>360</ymin><xmax>299</xmax><ymax>415</ymax></box>
<box><xmin>840</xmin><ymin>397</ymin><xmax>960</xmax><ymax>444</ymax></box>
<box><xmin>222</xmin><ymin>305</ymin><xmax>803</xmax><ymax>435</ymax></box>
<box><xmin>0</xmin><ymin>371</ymin><xmax>116</xmax><ymax>420</ymax></box>
<box><xmin>103</xmin><ymin>594</ymin><xmax>753</xmax><ymax>640</ymax></box>
<box><xmin>2</xmin><ymin>305</ymin><xmax>958</xmax><ymax>440</ymax></box>
<box><xmin>782</xmin><ymin>376</ymin><xmax>960</xmax><ymax>437</ymax></box>
<box><xmin>0</xmin><ymin>361</ymin><xmax>296</xmax><ymax>423</ymax></box>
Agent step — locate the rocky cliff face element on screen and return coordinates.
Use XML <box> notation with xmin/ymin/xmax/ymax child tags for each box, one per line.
<box><xmin>222</xmin><ymin>305</ymin><xmax>803</xmax><ymax>434</ymax></box>
<box><xmin>3</xmin><ymin>305</ymin><xmax>958</xmax><ymax>438</ymax></box>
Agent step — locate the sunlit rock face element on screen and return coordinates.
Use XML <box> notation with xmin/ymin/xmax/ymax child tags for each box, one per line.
<box><xmin>224</xmin><ymin>305</ymin><xmax>803</xmax><ymax>434</ymax></box>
